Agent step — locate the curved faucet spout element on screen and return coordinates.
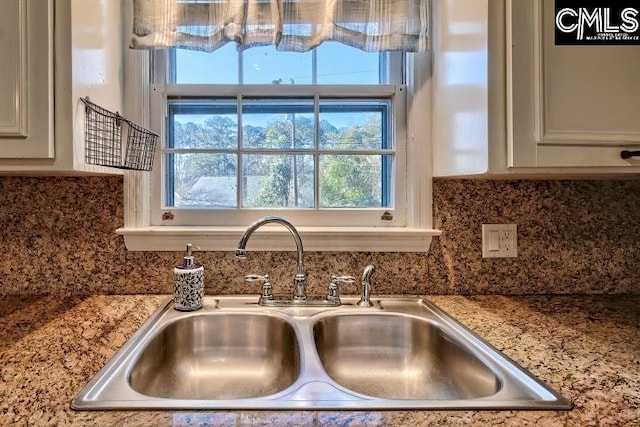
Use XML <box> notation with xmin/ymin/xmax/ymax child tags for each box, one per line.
<box><xmin>236</xmin><ymin>216</ymin><xmax>307</xmax><ymax>301</ymax></box>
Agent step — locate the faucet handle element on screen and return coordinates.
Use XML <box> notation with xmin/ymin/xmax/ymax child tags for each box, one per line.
<box><xmin>245</xmin><ymin>274</ymin><xmax>274</xmax><ymax>304</ymax></box>
<box><xmin>331</xmin><ymin>275</ymin><xmax>356</xmax><ymax>285</ymax></box>
<box><xmin>245</xmin><ymin>273</ymin><xmax>268</xmax><ymax>282</ymax></box>
<box><xmin>327</xmin><ymin>275</ymin><xmax>355</xmax><ymax>304</ymax></box>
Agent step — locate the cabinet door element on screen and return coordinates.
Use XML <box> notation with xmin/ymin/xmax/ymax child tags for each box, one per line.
<box><xmin>508</xmin><ymin>0</ymin><xmax>640</xmax><ymax>168</ymax></box>
<box><xmin>0</xmin><ymin>0</ymin><xmax>54</xmax><ymax>158</ymax></box>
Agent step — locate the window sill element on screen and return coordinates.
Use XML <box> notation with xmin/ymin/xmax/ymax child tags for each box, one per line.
<box><xmin>116</xmin><ymin>226</ymin><xmax>441</xmax><ymax>252</ymax></box>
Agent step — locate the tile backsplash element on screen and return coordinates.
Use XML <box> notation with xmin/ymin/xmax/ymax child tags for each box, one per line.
<box><xmin>1</xmin><ymin>176</ymin><xmax>639</xmax><ymax>296</ymax></box>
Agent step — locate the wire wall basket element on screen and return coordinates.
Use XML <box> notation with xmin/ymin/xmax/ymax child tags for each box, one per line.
<box><xmin>81</xmin><ymin>97</ymin><xmax>158</xmax><ymax>171</ymax></box>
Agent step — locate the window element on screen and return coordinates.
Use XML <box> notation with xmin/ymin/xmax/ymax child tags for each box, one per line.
<box><xmin>149</xmin><ymin>44</ymin><xmax>407</xmax><ymax>227</ymax></box>
<box><xmin>120</xmin><ymin>14</ymin><xmax>437</xmax><ymax>251</ymax></box>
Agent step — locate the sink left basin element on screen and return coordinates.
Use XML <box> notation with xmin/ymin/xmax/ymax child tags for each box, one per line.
<box><xmin>71</xmin><ymin>298</ymin><xmax>302</xmax><ymax>410</ymax></box>
<box><xmin>129</xmin><ymin>314</ymin><xmax>300</xmax><ymax>399</ymax></box>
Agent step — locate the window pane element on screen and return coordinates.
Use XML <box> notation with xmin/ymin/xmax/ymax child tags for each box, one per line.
<box><xmin>243</xmin><ymin>154</ymin><xmax>314</xmax><ymax>208</ymax></box>
<box><xmin>174</xmin><ymin>44</ymin><xmax>239</xmax><ymax>84</ymax></box>
<box><xmin>319</xmin><ymin>101</ymin><xmax>389</xmax><ymax>149</ymax></box>
<box><xmin>320</xmin><ymin>154</ymin><xmax>391</xmax><ymax>208</ymax></box>
<box><xmin>243</xmin><ymin>46</ymin><xmax>312</xmax><ymax>84</ymax></box>
<box><xmin>166</xmin><ymin>153</ymin><xmax>238</xmax><ymax>208</ymax></box>
<box><xmin>242</xmin><ymin>100</ymin><xmax>314</xmax><ymax>149</ymax></box>
<box><xmin>170</xmin><ymin>102</ymin><xmax>238</xmax><ymax>149</ymax></box>
<box><xmin>317</xmin><ymin>42</ymin><xmax>381</xmax><ymax>84</ymax></box>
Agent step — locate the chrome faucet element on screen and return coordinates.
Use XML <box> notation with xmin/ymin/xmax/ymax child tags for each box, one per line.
<box><xmin>235</xmin><ymin>216</ymin><xmax>307</xmax><ymax>301</ymax></box>
<box><xmin>357</xmin><ymin>265</ymin><xmax>375</xmax><ymax>307</ymax></box>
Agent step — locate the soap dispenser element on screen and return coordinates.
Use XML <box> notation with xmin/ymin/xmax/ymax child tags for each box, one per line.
<box><xmin>173</xmin><ymin>243</ymin><xmax>204</xmax><ymax>311</ymax></box>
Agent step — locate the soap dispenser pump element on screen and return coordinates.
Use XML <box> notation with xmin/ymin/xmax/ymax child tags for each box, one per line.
<box><xmin>173</xmin><ymin>243</ymin><xmax>204</xmax><ymax>311</ymax></box>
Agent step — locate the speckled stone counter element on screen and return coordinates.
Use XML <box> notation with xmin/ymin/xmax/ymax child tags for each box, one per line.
<box><xmin>1</xmin><ymin>294</ymin><xmax>638</xmax><ymax>426</ymax></box>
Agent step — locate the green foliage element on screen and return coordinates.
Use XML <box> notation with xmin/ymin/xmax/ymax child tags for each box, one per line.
<box><xmin>318</xmin><ymin>117</ymin><xmax>383</xmax><ymax>207</ymax></box>
<box><xmin>253</xmin><ymin>159</ymin><xmax>292</xmax><ymax>207</ymax></box>
<box><xmin>320</xmin><ymin>155</ymin><xmax>381</xmax><ymax>208</ymax></box>
<box><xmin>335</xmin><ymin>120</ymin><xmax>382</xmax><ymax>149</ymax></box>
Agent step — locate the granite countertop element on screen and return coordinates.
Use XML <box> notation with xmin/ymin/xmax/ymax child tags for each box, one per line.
<box><xmin>0</xmin><ymin>294</ymin><xmax>638</xmax><ymax>426</ymax></box>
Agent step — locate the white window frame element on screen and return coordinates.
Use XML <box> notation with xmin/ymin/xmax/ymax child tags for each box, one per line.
<box><xmin>117</xmin><ymin>4</ymin><xmax>440</xmax><ymax>252</ymax></box>
<box><xmin>150</xmin><ymin>49</ymin><xmax>405</xmax><ymax>227</ymax></box>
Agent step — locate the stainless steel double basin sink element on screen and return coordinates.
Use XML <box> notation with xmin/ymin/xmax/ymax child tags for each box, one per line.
<box><xmin>72</xmin><ymin>296</ymin><xmax>571</xmax><ymax>410</ymax></box>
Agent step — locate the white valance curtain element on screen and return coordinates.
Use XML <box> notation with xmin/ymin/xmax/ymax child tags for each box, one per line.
<box><xmin>130</xmin><ymin>0</ymin><xmax>430</xmax><ymax>53</ymax></box>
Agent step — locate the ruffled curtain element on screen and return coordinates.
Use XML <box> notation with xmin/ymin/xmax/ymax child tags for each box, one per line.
<box><xmin>130</xmin><ymin>0</ymin><xmax>430</xmax><ymax>53</ymax></box>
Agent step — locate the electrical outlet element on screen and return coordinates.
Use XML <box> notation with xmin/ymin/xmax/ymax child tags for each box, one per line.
<box><xmin>482</xmin><ymin>224</ymin><xmax>518</xmax><ymax>258</ymax></box>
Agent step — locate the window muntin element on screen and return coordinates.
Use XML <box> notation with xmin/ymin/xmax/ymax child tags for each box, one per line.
<box><xmin>151</xmin><ymin>43</ymin><xmax>406</xmax><ymax>227</ymax></box>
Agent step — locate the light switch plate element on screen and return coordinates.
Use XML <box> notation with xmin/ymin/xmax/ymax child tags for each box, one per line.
<box><xmin>482</xmin><ymin>224</ymin><xmax>518</xmax><ymax>258</ymax></box>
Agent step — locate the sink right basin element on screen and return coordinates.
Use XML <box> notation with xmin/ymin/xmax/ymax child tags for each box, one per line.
<box><xmin>313</xmin><ymin>314</ymin><xmax>500</xmax><ymax>400</ymax></box>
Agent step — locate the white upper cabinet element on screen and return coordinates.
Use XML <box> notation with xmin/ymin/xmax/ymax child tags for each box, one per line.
<box><xmin>0</xmin><ymin>0</ymin><xmax>53</xmax><ymax>159</ymax></box>
<box><xmin>433</xmin><ymin>0</ymin><xmax>640</xmax><ymax>176</ymax></box>
<box><xmin>508</xmin><ymin>0</ymin><xmax>640</xmax><ymax>169</ymax></box>
<box><xmin>0</xmin><ymin>0</ymin><xmax>124</xmax><ymax>174</ymax></box>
